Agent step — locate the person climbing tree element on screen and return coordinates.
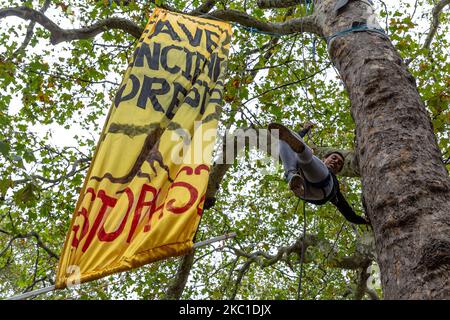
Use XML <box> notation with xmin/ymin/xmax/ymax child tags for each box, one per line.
<box><xmin>268</xmin><ymin>122</ymin><xmax>369</xmax><ymax>225</ymax></box>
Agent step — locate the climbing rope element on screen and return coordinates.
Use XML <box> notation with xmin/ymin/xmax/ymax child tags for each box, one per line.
<box><xmin>297</xmin><ymin>198</ymin><xmax>307</xmax><ymax>300</ymax></box>
<box><xmin>235</xmin><ymin>24</ymin><xmax>283</xmax><ymax>38</ymax></box>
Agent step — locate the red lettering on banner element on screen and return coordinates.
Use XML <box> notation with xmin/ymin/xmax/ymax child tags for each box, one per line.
<box><xmin>72</xmin><ymin>165</ymin><xmax>209</xmax><ymax>250</ymax></box>
<box><xmin>194</xmin><ymin>164</ymin><xmax>210</xmax><ymax>175</ymax></box>
<box><xmin>127</xmin><ymin>184</ymin><xmax>160</xmax><ymax>242</ymax></box>
<box><xmin>144</xmin><ymin>203</ymin><xmax>164</xmax><ymax>232</ymax></box>
<box><xmin>98</xmin><ymin>188</ymin><xmax>134</xmax><ymax>242</ymax></box>
<box><xmin>82</xmin><ymin>190</ymin><xmax>117</xmax><ymax>252</ymax></box>
<box><xmin>71</xmin><ymin>188</ymin><xmax>96</xmax><ymax>249</ymax></box>
<box><xmin>71</xmin><ymin>208</ymin><xmax>89</xmax><ymax>248</ymax></box>
<box><xmin>175</xmin><ymin>166</ymin><xmax>193</xmax><ymax>179</ymax></box>
<box><xmin>166</xmin><ymin>182</ymin><xmax>198</xmax><ymax>214</ymax></box>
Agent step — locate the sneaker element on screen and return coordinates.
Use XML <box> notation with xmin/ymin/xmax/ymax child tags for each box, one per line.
<box><xmin>288</xmin><ymin>172</ymin><xmax>305</xmax><ymax>196</ymax></box>
<box><xmin>268</xmin><ymin>123</ymin><xmax>305</xmax><ymax>153</ymax></box>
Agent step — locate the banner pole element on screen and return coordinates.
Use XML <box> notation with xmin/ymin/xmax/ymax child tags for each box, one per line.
<box><xmin>193</xmin><ymin>232</ymin><xmax>237</xmax><ymax>248</ymax></box>
<box><xmin>5</xmin><ymin>232</ymin><xmax>237</xmax><ymax>300</ymax></box>
<box><xmin>6</xmin><ymin>285</ymin><xmax>56</xmax><ymax>300</ymax></box>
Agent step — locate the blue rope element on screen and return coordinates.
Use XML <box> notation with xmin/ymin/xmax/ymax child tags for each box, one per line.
<box><xmin>232</xmin><ymin>23</ymin><xmax>283</xmax><ymax>38</ymax></box>
<box><xmin>229</xmin><ymin>0</ymin><xmax>314</xmax><ymax>38</ymax></box>
<box><xmin>325</xmin><ymin>24</ymin><xmax>388</xmax><ymax>46</ymax></box>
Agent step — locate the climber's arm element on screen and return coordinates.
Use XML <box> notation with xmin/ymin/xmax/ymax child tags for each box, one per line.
<box><xmin>297</xmin><ymin>121</ymin><xmax>315</xmax><ymax>138</ymax></box>
<box><xmin>331</xmin><ymin>191</ymin><xmax>370</xmax><ymax>225</ymax></box>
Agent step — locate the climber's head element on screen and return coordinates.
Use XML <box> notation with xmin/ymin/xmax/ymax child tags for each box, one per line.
<box><xmin>323</xmin><ymin>151</ymin><xmax>345</xmax><ymax>174</ymax></box>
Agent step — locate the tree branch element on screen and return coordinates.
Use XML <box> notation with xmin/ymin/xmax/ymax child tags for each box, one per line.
<box><xmin>148</xmin><ymin>0</ymin><xmax>181</xmax><ymax>13</ymax></box>
<box><xmin>329</xmin><ymin>253</ymin><xmax>371</xmax><ymax>270</ymax></box>
<box><xmin>13</xmin><ymin>0</ymin><xmax>51</xmax><ymax>56</ymax></box>
<box><xmin>247</xmin><ymin>6</ymin><xmax>297</xmax><ymax>79</ymax></box>
<box><xmin>226</xmin><ymin>233</ymin><xmax>373</xmax><ymax>298</ymax></box>
<box><xmin>257</xmin><ymin>0</ymin><xmax>303</xmax><ymax>9</ymax></box>
<box><xmin>207</xmin><ymin>9</ymin><xmax>322</xmax><ymax>36</ymax></box>
<box><xmin>230</xmin><ymin>258</ymin><xmax>252</xmax><ymax>299</ymax></box>
<box><xmin>0</xmin><ymin>6</ymin><xmax>143</xmax><ymax>44</ymax></box>
<box><xmin>423</xmin><ymin>0</ymin><xmax>450</xmax><ymax>50</ymax></box>
<box><xmin>190</xmin><ymin>0</ymin><xmax>218</xmax><ymax>16</ymax></box>
<box><xmin>204</xmin><ymin>126</ymin><xmax>358</xmax><ymax>207</ymax></box>
<box><xmin>1</xmin><ymin>5</ymin><xmax>323</xmax><ymax>46</ymax></box>
<box><xmin>0</xmin><ymin>231</ymin><xmax>59</xmax><ymax>260</ymax></box>
<box><xmin>13</xmin><ymin>157</ymin><xmax>91</xmax><ymax>186</ymax></box>
<box><xmin>23</xmin><ymin>276</ymin><xmax>48</xmax><ymax>294</ymax></box>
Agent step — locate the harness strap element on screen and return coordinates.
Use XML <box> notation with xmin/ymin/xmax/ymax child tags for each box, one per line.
<box><xmin>302</xmin><ymin>172</ymin><xmax>339</xmax><ymax>206</ymax></box>
<box><xmin>307</xmin><ymin>172</ymin><xmax>332</xmax><ymax>189</ymax></box>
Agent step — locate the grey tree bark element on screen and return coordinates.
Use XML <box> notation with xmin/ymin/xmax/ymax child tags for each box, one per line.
<box><xmin>312</xmin><ymin>0</ymin><xmax>450</xmax><ymax>299</ymax></box>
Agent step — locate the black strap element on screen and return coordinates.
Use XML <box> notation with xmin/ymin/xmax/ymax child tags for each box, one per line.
<box><xmin>307</xmin><ymin>173</ymin><xmax>332</xmax><ymax>189</ymax></box>
<box><xmin>299</xmin><ymin>172</ymin><xmax>338</xmax><ymax>206</ymax></box>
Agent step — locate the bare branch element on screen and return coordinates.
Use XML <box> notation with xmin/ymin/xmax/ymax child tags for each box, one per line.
<box><xmin>410</xmin><ymin>0</ymin><xmax>420</xmax><ymax>20</ymax></box>
<box><xmin>24</xmin><ymin>245</ymin><xmax>40</xmax><ymax>293</ymax></box>
<box><xmin>148</xmin><ymin>0</ymin><xmax>181</xmax><ymax>13</ymax></box>
<box><xmin>257</xmin><ymin>0</ymin><xmax>302</xmax><ymax>9</ymax></box>
<box><xmin>207</xmin><ymin>9</ymin><xmax>322</xmax><ymax>36</ymax></box>
<box><xmin>227</xmin><ymin>233</ymin><xmax>370</xmax><ymax>270</ymax></box>
<box><xmin>13</xmin><ymin>0</ymin><xmax>51</xmax><ymax>56</ymax></box>
<box><xmin>230</xmin><ymin>259</ymin><xmax>252</xmax><ymax>299</ymax></box>
<box><xmin>190</xmin><ymin>0</ymin><xmax>218</xmax><ymax>16</ymax></box>
<box><xmin>13</xmin><ymin>157</ymin><xmax>91</xmax><ymax>186</ymax></box>
<box><xmin>226</xmin><ymin>233</ymin><xmax>373</xmax><ymax>298</ymax></box>
<box><xmin>23</xmin><ymin>276</ymin><xmax>47</xmax><ymax>294</ymax></box>
<box><xmin>0</xmin><ymin>231</ymin><xmax>59</xmax><ymax>260</ymax></box>
<box><xmin>25</xmin><ymin>232</ymin><xmax>59</xmax><ymax>260</ymax></box>
<box><xmin>0</xmin><ymin>6</ymin><xmax>143</xmax><ymax>44</ymax></box>
<box><xmin>1</xmin><ymin>5</ymin><xmax>323</xmax><ymax>48</ymax></box>
<box><xmin>204</xmin><ymin>125</ymin><xmax>359</xmax><ymax>209</ymax></box>
<box><xmin>329</xmin><ymin>253</ymin><xmax>371</xmax><ymax>270</ymax></box>
<box><xmin>228</xmin><ymin>234</ymin><xmax>318</xmax><ymax>268</ymax></box>
<box><xmin>423</xmin><ymin>0</ymin><xmax>450</xmax><ymax>50</ymax></box>
<box><xmin>226</xmin><ymin>234</ymin><xmax>313</xmax><ymax>299</ymax></box>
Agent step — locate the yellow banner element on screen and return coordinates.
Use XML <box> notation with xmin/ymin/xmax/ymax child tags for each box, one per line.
<box><xmin>55</xmin><ymin>8</ymin><xmax>232</xmax><ymax>288</ymax></box>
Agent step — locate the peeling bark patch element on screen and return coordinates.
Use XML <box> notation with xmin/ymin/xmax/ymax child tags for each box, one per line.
<box><xmin>416</xmin><ymin>239</ymin><xmax>450</xmax><ymax>272</ymax></box>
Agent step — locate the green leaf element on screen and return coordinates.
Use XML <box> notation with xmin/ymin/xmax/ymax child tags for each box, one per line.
<box><xmin>13</xmin><ymin>183</ymin><xmax>40</xmax><ymax>208</ymax></box>
<box><xmin>0</xmin><ymin>178</ymin><xmax>13</xmax><ymax>197</ymax></box>
<box><xmin>0</xmin><ymin>140</ymin><xmax>10</xmax><ymax>157</ymax></box>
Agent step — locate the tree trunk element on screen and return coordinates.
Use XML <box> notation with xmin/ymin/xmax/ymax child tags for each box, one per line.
<box><xmin>315</xmin><ymin>0</ymin><xmax>450</xmax><ymax>299</ymax></box>
<box><xmin>164</xmin><ymin>251</ymin><xmax>195</xmax><ymax>299</ymax></box>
